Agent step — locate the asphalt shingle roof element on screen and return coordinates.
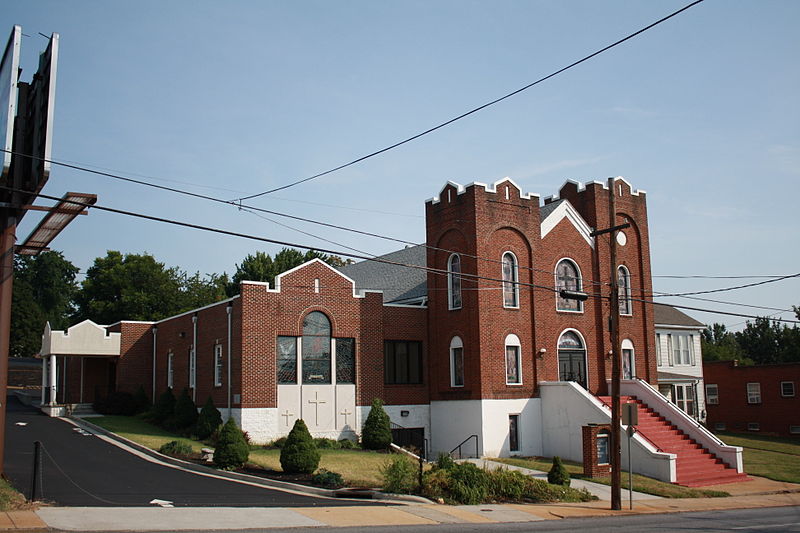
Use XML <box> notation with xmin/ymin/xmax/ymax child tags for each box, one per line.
<box><xmin>338</xmin><ymin>244</ymin><xmax>427</xmax><ymax>304</ymax></box>
<box><xmin>653</xmin><ymin>304</ymin><xmax>705</xmax><ymax>328</ymax></box>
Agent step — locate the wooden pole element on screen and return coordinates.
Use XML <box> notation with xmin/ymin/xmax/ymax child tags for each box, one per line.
<box><xmin>608</xmin><ymin>177</ymin><xmax>622</xmax><ymax>511</ymax></box>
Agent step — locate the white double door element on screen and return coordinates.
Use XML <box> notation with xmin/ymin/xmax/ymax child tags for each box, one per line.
<box><xmin>277</xmin><ymin>384</ymin><xmax>356</xmax><ymax>435</ymax></box>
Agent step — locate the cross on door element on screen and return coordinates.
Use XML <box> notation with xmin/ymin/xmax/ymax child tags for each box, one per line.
<box><xmin>307</xmin><ymin>391</ymin><xmax>327</xmax><ymax>426</ymax></box>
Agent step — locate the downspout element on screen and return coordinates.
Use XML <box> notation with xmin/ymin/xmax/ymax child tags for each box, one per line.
<box><xmin>151</xmin><ymin>326</ymin><xmax>158</xmax><ymax>404</ymax></box>
<box><xmin>226</xmin><ymin>303</ymin><xmax>232</xmax><ymax>419</ymax></box>
<box><xmin>191</xmin><ymin>314</ymin><xmax>198</xmax><ymax>403</ymax></box>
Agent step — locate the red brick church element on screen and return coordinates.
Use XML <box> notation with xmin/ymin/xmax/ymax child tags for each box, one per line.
<box><xmin>40</xmin><ymin>177</ymin><xmax>746</xmax><ymax>486</ymax></box>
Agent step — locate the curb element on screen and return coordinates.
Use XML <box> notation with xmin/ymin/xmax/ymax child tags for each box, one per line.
<box><xmin>67</xmin><ymin>416</ymin><xmax>431</xmax><ymax>505</ymax></box>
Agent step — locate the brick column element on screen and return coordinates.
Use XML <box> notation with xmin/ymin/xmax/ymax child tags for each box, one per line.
<box><xmin>582</xmin><ymin>424</ymin><xmax>612</xmax><ymax>477</ymax></box>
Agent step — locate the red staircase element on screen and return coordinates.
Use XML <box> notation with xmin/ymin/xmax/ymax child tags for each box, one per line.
<box><xmin>598</xmin><ymin>395</ymin><xmax>749</xmax><ymax>487</ymax></box>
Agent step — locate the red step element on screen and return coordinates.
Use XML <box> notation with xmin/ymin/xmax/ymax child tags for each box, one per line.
<box><xmin>596</xmin><ymin>395</ymin><xmax>750</xmax><ymax>487</ymax></box>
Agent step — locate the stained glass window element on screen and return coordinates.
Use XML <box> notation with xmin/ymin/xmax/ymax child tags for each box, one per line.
<box><xmin>448</xmin><ymin>254</ymin><xmax>462</xmax><ymax>309</ymax></box>
<box><xmin>336</xmin><ymin>338</ymin><xmax>355</xmax><ymax>384</ymax></box>
<box><xmin>556</xmin><ymin>259</ymin><xmax>582</xmax><ymax>311</ymax></box>
<box><xmin>302</xmin><ymin>311</ymin><xmax>331</xmax><ymax>384</ymax></box>
<box><xmin>502</xmin><ymin>252</ymin><xmax>519</xmax><ymax>308</ymax></box>
<box><xmin>277</xmin><ymin>336</ymin><xmax>297</xmax><ymax>384</ymax></box>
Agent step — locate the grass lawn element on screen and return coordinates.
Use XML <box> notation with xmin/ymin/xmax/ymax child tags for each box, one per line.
<box><xmin>494</xmin><ymin>457</ymin><xmax>729</xmax><ymax>498</ymax></box>
<box><xmin>90</xmin><ymin>416</ymin><xmax>392</xmax><ymax>487</ymax></box>
<box><xmin>716</xmin><ymin>432</ymin><xmax>800</xmax><ymax>484</ymax></box>
<box><xmin>0</xmin><ymin>479</ymin><xmax>29</xmax><ymax>511</ymax></box>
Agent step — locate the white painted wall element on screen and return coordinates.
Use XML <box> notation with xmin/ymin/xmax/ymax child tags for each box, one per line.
<box><xmin>429</xmin><ymin>400</ymin><xmax>484</xmax><ymax>457</ymax></box>
<box><xmin>655</xmin><ymin>327</ymin><xmax>707</xmax><ymax>421</ymax></box>
<box><xmin>480</xmin><ymin>398</ymin><xmax>543</xmax><ymax>458</ymax></box>
<box><xmin>232</xmin><ymin>407</ymin><xmax>278</xmax><ymax>444</ymax></box>
<box><xmin>540</xmin><ymin>381</ymin><xmax>675</xmax><ymax>482</ymax></box>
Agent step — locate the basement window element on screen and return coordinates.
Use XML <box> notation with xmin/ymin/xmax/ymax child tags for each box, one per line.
<box><xmin>747</xmin><ymin>422</ymin><xmax>760</xmax><ymax>432</ymax></box>
<box><xmin>790</xmin><ymin>426</ymin><xmax>800</xmax><ymax>435</ymax></box>
<box><xmin>714</xmin><ymin>422</ymin><xmax>726</xmax><ymax>431</ymax></box>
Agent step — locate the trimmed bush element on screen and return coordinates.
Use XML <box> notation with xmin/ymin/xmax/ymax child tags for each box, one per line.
<box><xmin>269</xmin><ymin>437</ymin><xmax>287</xmax><ymax>449</ymax></box>
<box><xmin>133</xmin><ymin>385</ymin><xmax>151</xmax><ymax>414</ymax></box>
<box><xmin>312</xmin><ymin>469</ymin><xmax>344</xmax><ymax>489</ymax></box>
<box><xmin>151</xmin><ymin>388</ymin><xmax>176</xmax><ymax>424</ymax></box>
<box><xmin>159</xmin><ymin>440</ymin><xmax>192</xmax><ymax>458</ymax></box>
<box><xmin>337</xmin><ymin>438</ymin><xmax>356</xmax><ymax>449</ymax></box>
<box><xmin>280</xmin><ymin>419</ymin><xmax>320</xmax><ymax>474</ymax></box>
<box><xmin>314</xmin><ymin>437</ymin><xmax>341</xmax><ymax>449</ymax></box>
<box><xmin>547</xmin><ymin>456</ymin><xmax>570</xmax><ymax>486</ymax></box>
<box><xmin>381</xmin><ymin>454</ymin><xmax>418</xmax><ymax>494</ymax></box>
<box><xmin>173</xmin><ymin>388</ymin><xmax>198</xmax><ymax>430</ymax></box>
<box><xmin>196</xmin><ymin>397</ymin><xmax>223</xmax><ymax>440</ymax></box>
<box><xmin>213</xmin><ymin>418</ymin><xmax>250</xmax><ymax>470</ymax></box>
<box><xmin>361</xmin><ymin>398</ymin><xmax>392</xmax><ymax>450</ymax></box>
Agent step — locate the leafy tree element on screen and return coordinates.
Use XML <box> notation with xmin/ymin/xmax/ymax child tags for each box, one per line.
<box><xmin>701</xmin><ymin>323</ymin><xmax>744</xmax><ymax>362</ymax></box>
<box><xmin>734</xmin><ymin>317</ymin><xmax>800</xmax><ymax>365</ymax></box>
<box><xmin>279</xmin><ymin>419</ymin><xmax>320</xmax><ymax>474</ymax></box>
<box><xmin>196</xmin><ymin>397</ymin><xmax>223</xmax><ymax>440</ymax></box>
<box><xmin>227</xmin><ymin>248</ymin><xmax>351</xmax><ymax>295</ymax></box>
<box><xmin>362</xmin><ymin>398</ymin><xmax>392</xmax><ymax>450</ymax></box>
<box><xmin>10</xmin><ymin>252</ymin><xmax>78</xmax><ymax>357</ymax></box>
<box><xmin>180</xmin><ymin>272</ymin><xmax>230</xmax><ymax>310</ymax></box>
<box><xmin>213</xmin><ymin>418</ymin><xmax>250</xmax><ymax>469</ymax></box>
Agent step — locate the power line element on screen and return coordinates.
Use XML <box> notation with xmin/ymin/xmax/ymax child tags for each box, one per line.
<box><xmin>6</xmin><ymin>184</ymin><xmax>799</xmax><ymax>325</ymax></box>
<box><xmin>235</xmin><ymin>0</ymin><xmax>706</xmax><ymax>200</ymax></box>
<box><xmin>653</xmin><ymin>274</ymin><xmax>793</xmax><ymax>279</ymax></box>
<box><xmin>651</xmin><ymin>273</ymin><xmax>800</xmax><ymax>297</ymax></box>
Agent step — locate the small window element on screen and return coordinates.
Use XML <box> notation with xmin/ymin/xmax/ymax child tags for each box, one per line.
<box><xmin>448</xmin><ymin>254</ymin><xmax>462</xmax><ymax>310</ymax></box>
<box><xmin>502</xmin><ymin>252</ymin><xmax>519</xmax><ymax>308</ymax></box>
<box><xmin>781</xmin><ymin>381</ymin><xmax>795</xmax><ymax>398</ymax></box>
<box><xmin>277</xmin><ymin>336</ymin><xmax>298</xmax><ymax>384</ymax></box>
<box><xmin>450</xmin><ymin>336</ymin><xmax>464</xmax><ymax>387</ymax></box>
<box><xmin>597</xmin><ymin>431</ymin><xmax>610</xmax><ymax>464</ymax></box>
<box><xmin>714</xmin><ymin>422</ymin><xmax>726</xmax><ymax>431</ymax></box>
<box><xmin>167</xmin><ymin>352</ymin><xmax>174</xmax><ymax>389</ymax></box>
<box><xmin>189</xmin><ymin>347</ymin><xmax>196</xmax><ymax>388</ymax></box>
<box><xmin>618</xmin><ymin>265</ymin><xmax>632</xmax><ymax>315</ymax></box>
<box><xmin>790</xmin><ymin>425</ymin><xmax>800</xmax><ymax>435</ymax></box>
<box><xmin>555</xmin><ymin>259</ymin><xmax>582</xmax><ymax>312</ymax></box>
<box><xmin>213</xmin><ymin>344</ymin><xmax>223</xmax><ymax>387</ymax></box>
<box><xmin>706</xmin><ymin>384</ymin><xmax>719</xmax><ymax>405</ymax></box>
<box><xmin>747</xmin><ymin>382</ymin><xmax>761</xmax><ymax>404</ymax></box>
<box><xmin>747</xmin><ymin>422</ymin><xmax>760</xmax><ymax>432</ymax></box>
<box><xmin>336</xmin><ymin>338</ymin><xmax>355</xmax><ymax>384</ymax></box>
<box><xmin>505</xmin><ymin>334</ymin><xmax>522</xmax><ymax>385</ymax></box>
<box><xmin>384</xmin><ymin>340</ymin><xmax>423</xmax><ymax>385</ymax></box>
<box><xmin>509</xmin><ymin>414</ymin><xmax>520</xmax><ymax>452</ymax></box>
<box><xmin>672</xmin><ymin>335</ymin><xmax>694</xmax><ymax>365</ymax></box>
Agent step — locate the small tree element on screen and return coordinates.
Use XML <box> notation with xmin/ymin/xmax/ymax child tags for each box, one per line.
<box><xmin>196</xmin><ymin>397</ymin><xmax>223</xmax><ymax>440</ymax></box>
<box><xmin>280</xmin><ymin>419</ymin><xmax>320</xmax><ymax>474</ymax></box>
<box><xmin>174</xmin><ymin>388</ymin><xmax>198</xmax><ymax>430</ymax></box>
<box><xmin>133</xmin><ymin>385</ymin><xmax>151</xmax><ymax>414</ymax></box>
<box><xmin>151</xmin><ymin>388</ymin><xmax>176</xmax><ymax>424</ymax></box>
<box><xmin>361</xmin><ymin>398</ymin><xmax>392</xmax><ymax>450</ymax></box>
<box><xmin>547</xmin><ymin>456</ymin><xmax>570</xmax><ymax>486</ymax></box>
<box><xmin>213</xmin><ymin>418</ymin><xmax>249</xmax><ymax>469</ymax></box>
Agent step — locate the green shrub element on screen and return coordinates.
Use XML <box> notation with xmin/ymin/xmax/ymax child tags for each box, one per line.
<box><xmin>93</xmin><ymin>391</ymin><xmax>138</xmax><ymax>416</ymax></box>
<box><xmin>434</xmin><ymin>452</ymin><xmax>456</xmax><ymax>471</ymax></box>
<box><xmin>312</xmin><ymin>469</ymin><xmax>344</xmax><ymax>489</ymax></box>
<box><xmin>151</xmin><ymin>388</ymin><xmax>176</xmax><ymax>424</ymax></box>
<box><xmin>159</xmin><ymin>440</ymin><xmax>192</xmax><ymax>458</ymax></box>
<box><xmin>361</xmin><ymin>398</ymin><xmax>392</xmax><ymax>450</ymax></box>
<box><xmin>337</xmin><ymin>438</ymin><xmax>356</xmax><ymax>449</ymax></box>
<box><xmin>196</xmin><ymin>397</ymin><xmax>223</xmax><ymax>440</ymax></box>
<box><xmin>547</xmin><ymin>456</ymin><xmax>570</xmax><ymax>486</ymax></box>
<box><xmin>314</xmin><ymin>437</ymin><xmax>341</xmax><ymax>449</ymax></box>
<box><xmin>213</xmin><ymin>418</ymin><xmax>250</xmax><ymax>470</ymax></box>
<box><xmin>268</xmin><ymin>437</ymin><xmax>287</xmax><ymax>449</ymax></box>
<box><xmin>280</xmin><ymin>419</ymin><xmax>321</xmax><ymax>474</ymax></box>
<box><xmin>173</xmin><ymin>388</ymin><xmax>199</xmax><ymax>430</ymax></box>
<box><xmin>381</xmin><ymin>454</ymin><xmax>418</xmax><ymax>494</ymax></box>
<box><xmin>133</xmin><ymin>385</ymin><xmax>151</xmax><ymax>414</ymax></box>
<box><xmin>448</xmin><ymin>462</ymin><xmax>490</xmax><ymax>504</ymax></box>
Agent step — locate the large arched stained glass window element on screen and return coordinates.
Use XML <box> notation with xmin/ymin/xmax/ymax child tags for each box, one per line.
<box><xmin>448</xmin><ymin>254</ymin><xmax>462</xmax><ymax>310</ymax></box>
<box><xmin>302</xmin><ymin>311</ymin><xmax>331</xmax><ymax>384</ymax></box>
<box><xmin>618</xmin><ymin>265</ymin><xmax>632</xmax><ymax>315</ymax></box>
<box><xmin>502</xmin><ymin>252</ymin><xmax>519</xmax><ymax>308</ymax></box>
<box><xmin>556</xmin><ymin>259</ymin><xmax>583</xmax><ymax>312</ymax></box>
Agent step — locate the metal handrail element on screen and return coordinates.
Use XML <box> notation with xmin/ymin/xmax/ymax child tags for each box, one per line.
<box><xmin>449</xmin><ymin>434</ymin><xmax>479</xmax><ymax>459</ymax></box>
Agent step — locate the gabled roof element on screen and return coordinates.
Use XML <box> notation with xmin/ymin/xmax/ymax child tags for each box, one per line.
<box><xmin>653</xmin><ymin>304</ymin><xmax>705</xmax><ymax>328</ymax></box>
<box><xmin>338</xmin><ymin>245</ymin><xmax>427</xmax><ymax>304</ymax></box>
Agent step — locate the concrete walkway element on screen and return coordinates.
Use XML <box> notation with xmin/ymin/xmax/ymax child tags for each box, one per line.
<box><xmin>0</xmin><ymin>486</ymin><xmax>797</xmax><ymax>531</ymax></box>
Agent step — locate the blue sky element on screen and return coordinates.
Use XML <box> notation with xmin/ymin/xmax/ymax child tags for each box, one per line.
<box><xmin>5</xmin><ymin>0</ymin><xmax>799</xmax><ymax>330</ymax></box>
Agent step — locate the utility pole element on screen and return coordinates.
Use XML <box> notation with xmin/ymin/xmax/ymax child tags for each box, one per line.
<box><xmin>608</xmin><ymin>176</ymin><xmax>622</xmax><ymax>511</ymax></box>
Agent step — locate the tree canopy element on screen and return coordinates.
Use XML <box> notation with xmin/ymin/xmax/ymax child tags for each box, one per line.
<box><xmin>703</xmin><ymin>317</ymin><xmax>800</xmax><ymax>365</ymax></box>
<box><xmin>227</xmin><ymin>248</ymin><xmax>352</xmax><ymax>295</ymax></box>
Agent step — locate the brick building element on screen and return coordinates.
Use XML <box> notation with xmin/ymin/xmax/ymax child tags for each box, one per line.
<box><xmin>40</xmin><ymin>177</ymin><xmax>746</xmax><ymax>484</ymax></box>
<box><xmin>704</xmin><ymin>360</ymin><xmax>800</xmax><ymax>437</ymax></box>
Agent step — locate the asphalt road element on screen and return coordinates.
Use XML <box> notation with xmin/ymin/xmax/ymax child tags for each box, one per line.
<box><xmin>3</xmin><ymin>395</ymin><xmax>382</xmax><ymax>507</ymax></box>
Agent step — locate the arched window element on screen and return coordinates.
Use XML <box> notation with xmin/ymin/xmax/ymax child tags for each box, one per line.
<box><xmin>621</xmin><ymin>339</ymin><xmax>635</xmax><ymax>380</ymax></box>
<box><xmin>505</xmin><ymin>333</ymin><xmax>522</xmax><ymax>384</ymax></box>
<box><xmin>302</xmin><ymin>311</ymin><xmax>331</xmax><ymax>384</ymax></box>
<box><xmin>556</xmin><ymin>259</ymin><xmax>583</xmax><ymax>312</ymax></box>
<box><xmin>557</xmin><ymin>330</ymin><xmax>587</xmax><ymax>388</ymax></box>
<box><xmin>448</xmin><ymin>254</ymin><xmax>462</xmax><ymax>310</ymax></box>
<box><xmin>502</xmin><ymin>252</ymin><xmax>519</xmax><ymax>308</ymax></box>
<box><xmin>450</xmin><ymin>336</ymin><xmax>464</xmax><ymax>387</ymax></box>
<box><xmin>618</xmin><ymin>265</ymin><xmax>632</xmax><ymax>315</ymax></box>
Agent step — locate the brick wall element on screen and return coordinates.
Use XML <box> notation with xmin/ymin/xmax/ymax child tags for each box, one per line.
<box><xmin>704</xmin><ymin>360</ymin><xmax>800</xmax><ymax>437</ymax></box>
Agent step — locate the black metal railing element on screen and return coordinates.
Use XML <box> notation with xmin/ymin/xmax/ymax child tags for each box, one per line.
<box><xmin>449</xmin><ymin>434</ymin><xmax>479</xmax><ymax>459</ymax></box>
